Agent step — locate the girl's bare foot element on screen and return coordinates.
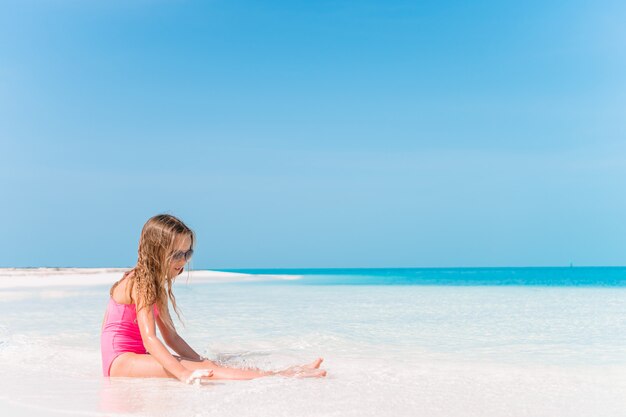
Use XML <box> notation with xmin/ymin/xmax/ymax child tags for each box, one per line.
<box><xmin>279</xmin><ymin>358</ymin><xmax>326</xmax><ymax>377</ymax></box>
<box><xmin>300</xmin><ymin>368</ymin><xmax>326</xmax><ymax>378</ymax></box>
<box><xmin>279</xmin><ymin>367</ymin><xmax>327</xmax><ymax>378</ymax></box>
<box><xmin>304</xmin><ymin>357</ymin><xmax>324</xmax><ymax>369</ymax></box>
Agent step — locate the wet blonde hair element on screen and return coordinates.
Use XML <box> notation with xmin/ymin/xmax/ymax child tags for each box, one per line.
<box><xmin>110</xmin><ymin>214</ymin><xmax>195</xmax><ymax>331</ymax></box>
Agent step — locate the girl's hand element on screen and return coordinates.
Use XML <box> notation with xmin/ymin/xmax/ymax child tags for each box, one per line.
<box><xmin>181</xmin><ymin>368</ymin><xmax>214</xmax><ymax>385</ymax></box>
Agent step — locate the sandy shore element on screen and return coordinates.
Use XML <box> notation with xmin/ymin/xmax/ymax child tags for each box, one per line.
<box><xmin>0</xmin><ymin>268</ymin><xmax>301</xmax><ymax>289</ymax></box>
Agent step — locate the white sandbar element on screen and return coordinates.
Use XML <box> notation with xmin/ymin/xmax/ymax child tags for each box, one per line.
<box><xmin>0</xmin><ymin>268</ymin><xmax>300</xmax><ymax>289</ymax></box>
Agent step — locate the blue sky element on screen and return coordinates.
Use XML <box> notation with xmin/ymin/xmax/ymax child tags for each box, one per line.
<box><xmin>1</xmin><ymin>0</ymin><xmax>625</xmax><ymax>268</ymax></box>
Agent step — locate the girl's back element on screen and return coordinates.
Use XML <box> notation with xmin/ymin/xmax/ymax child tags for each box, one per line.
<box><xmin>100</xmin><ymin>270</ymin><xmax>158</xmax><ymax>376</ymax></box>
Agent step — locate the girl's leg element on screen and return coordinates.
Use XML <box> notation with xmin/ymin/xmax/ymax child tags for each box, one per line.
<box><xmin>183</xmin><ymin>357</ymin><xmax>326</xmax><ymax>379</ymax></box>
<box><xmin>110</xmin><ymin>353</ymin><xmax>326</xmax><ymax>380</ymax></box>
<box><xmin>177</xmin><ymin>356</ymin><xmax>324</xmax><ymax>371</ymax></box>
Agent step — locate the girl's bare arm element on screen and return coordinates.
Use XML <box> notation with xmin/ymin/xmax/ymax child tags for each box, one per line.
<box><xmin>156</xmin><ymin>315</ymin><xmax>204</xmax><ymax>361</ymax></box>
<box><xmin>136</xmin><ymin>305</ymin><xmax>197</xmax><ymax>381</ymax></box>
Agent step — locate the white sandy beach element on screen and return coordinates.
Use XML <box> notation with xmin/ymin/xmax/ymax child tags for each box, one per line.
<box><xmin>0</xmin><ymin>267</ymin><xmax>300</xmax><ymax>289</ymax></box>
<box><xmin>1</xmin><ymin>268</ymin><xmax>626</xmax><ymax>417</ymax></box>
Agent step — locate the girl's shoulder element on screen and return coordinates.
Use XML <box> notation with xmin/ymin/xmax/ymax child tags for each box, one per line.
<box><xmin>111</xmin><ymin>270</ymin><xmax>135</xmax><ymax>305</ymax></box>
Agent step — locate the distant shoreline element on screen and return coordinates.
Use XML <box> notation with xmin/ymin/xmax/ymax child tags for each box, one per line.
<box><xmin>0</xmin><ymin>268</ymin><xmax>301</xmax><ymax>289</ymax></box>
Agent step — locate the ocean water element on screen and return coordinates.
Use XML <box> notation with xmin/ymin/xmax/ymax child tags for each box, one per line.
<box><xmin>224</xmin><ymin>266</ymin><xmax>626</xmax><ymax>287</ymax></box>
<box><xmin>1</xmin><ymin>267</ymin><xmax>626</xmax><ymax>417</ymax></box>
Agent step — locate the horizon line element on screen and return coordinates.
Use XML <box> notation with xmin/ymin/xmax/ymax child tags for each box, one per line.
<box><xmin>2</xmin><ymin>265</ymin><xmax>626</xmax><ymax>270</ymax></box>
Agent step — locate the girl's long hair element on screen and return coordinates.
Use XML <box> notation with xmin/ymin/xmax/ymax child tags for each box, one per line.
<box><xmin>110</xmin><ymin>214</ymin><xmax>194</xmax><ymax>331</ymax></box>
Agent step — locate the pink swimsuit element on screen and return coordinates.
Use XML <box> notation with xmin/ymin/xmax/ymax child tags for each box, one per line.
<box><xmin>100</xmin><ymin>297</ymin><xmax>159</xmax><ymax>376</ymax></box>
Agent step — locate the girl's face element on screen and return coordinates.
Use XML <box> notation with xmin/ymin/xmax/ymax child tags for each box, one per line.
<box><xmin>169</xmin><ymin>234</ymin><xmax>193</xmax><ymax>279</ymax></box>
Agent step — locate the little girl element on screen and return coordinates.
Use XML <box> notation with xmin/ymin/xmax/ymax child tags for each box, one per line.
<box><xmin>101</xmin><ymin>214</ymin><xmax>326</xmax><ymax>384</ymax></box>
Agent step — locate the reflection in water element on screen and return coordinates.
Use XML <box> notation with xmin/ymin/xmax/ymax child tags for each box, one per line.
<box><xmin>99</xmin><ymin>376</ymin><xmax>221</xmax><ymax>416</ymax></box>
<box><xmin>99</xmin><ymin>377</ymin><xmax>178</xmax><ymax>415</ymax></box>
<box><xmin>99</xmin><ymin>378</ymin><xmax>145</xmax><ymax>415</ymax></box>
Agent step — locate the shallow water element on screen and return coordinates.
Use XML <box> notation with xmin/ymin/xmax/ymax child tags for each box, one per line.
<box><xmin>1</xmin><ymin>271</ymin><xmax>626</xmax><ymax>416</ymax></box>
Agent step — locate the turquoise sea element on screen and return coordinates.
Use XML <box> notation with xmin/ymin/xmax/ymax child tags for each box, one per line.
<box><xmin>222</xmin><ymin>266</ymin><xmax>626</xmax><ymax>286</ymax></box>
